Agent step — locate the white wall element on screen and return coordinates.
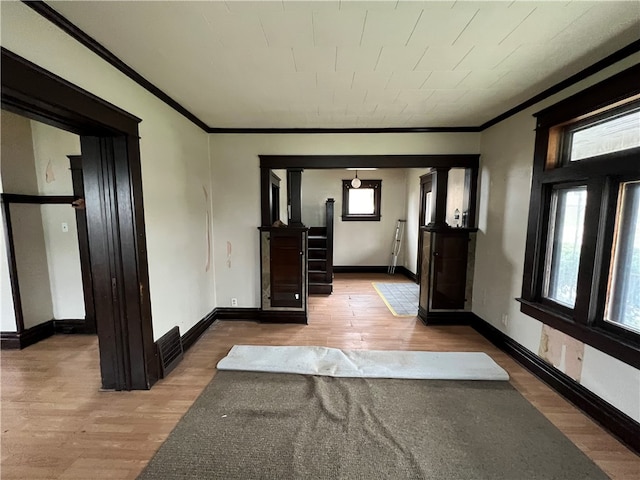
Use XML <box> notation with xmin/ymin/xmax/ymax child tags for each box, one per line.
<box><xmin>0</xmin><ymin>112</ymin><xmax>54</xmax><ymax>329</ymax></box>
<box><xmin>0</xmin><ymin>168</ymin><xmax>16</xmax><ymax>331</ymax></box>
<box><xmin>474</xmin><ymin>53</ymin><xmax>640</xmax><ymax>421</ymax></box>
<box><xmin>302</xmin><ymin>169</ymin><xmax>408</xmax><ymax>266</ymax></box>
<box><xmin>1</xmin><ymin>2</ymin><xmax>215</xmax><ymax>339</ymax></box>
<box><xmin>209</xmin><ymin>133</ymin><xmax>480</xmax><ymax>308</ymax></box>
<box><xmin>10</xmin><ymin>204</ymin><xmax>55</xmax><ymax>329</ymax></box>
<box><xmin>30</xmin><ymin>121</ymin><xmax>85</xmax><ymax>320</ymax></box>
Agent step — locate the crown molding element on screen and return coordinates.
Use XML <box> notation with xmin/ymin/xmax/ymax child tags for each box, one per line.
<box><xmin>207</xmin><ymin>126</ymin><xmax>481</xmax><ymax>134</ymax></box>
<box><xmin>23</xmin><ymin>2</ymin><xmax>640</xmax><ymax>135</ymax></box>
<box><xmin>22</xmin><ymin>0</ymin><xmax>210</xmax><ymax>132</ymax></box>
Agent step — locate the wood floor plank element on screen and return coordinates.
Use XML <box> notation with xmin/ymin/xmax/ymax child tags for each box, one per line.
<box><xmin>1</xmin><ymin>273</ymin><xmax>638</xmax><ymax>479</ymax></box>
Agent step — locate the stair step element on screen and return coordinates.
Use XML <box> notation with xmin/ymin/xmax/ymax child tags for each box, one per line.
<box><xmin>309</xmin><ymin>271</ymin><xmax>327</xmax><ymax>283</ymax></box>
<box><xmin>309</xmin><ymin>283</ymin><xmax>333</xmax><ymax>295</ymax></box>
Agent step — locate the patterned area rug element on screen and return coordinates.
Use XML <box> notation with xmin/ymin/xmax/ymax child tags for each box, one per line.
<box><xmin>372</xmin><ymin>282</ymin><xmax>419</xmax><ymax>316</ymax></box>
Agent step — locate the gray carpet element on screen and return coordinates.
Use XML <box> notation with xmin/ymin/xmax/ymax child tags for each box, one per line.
<box><xmin>138</xmin><ymin>371</ymin><xmax>608</xmax><ymax>479</ymax></box>
<box><xmin>373</xmin><ymin>282</ymin><xmax>419</xmax><ymax>316</ymax></box>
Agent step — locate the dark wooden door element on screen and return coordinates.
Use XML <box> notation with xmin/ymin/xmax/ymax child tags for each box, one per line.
<box><xmin>431</xmin><ymin>232</ymin><xmax>468</xmax><ymax>309</ymax></box>
<box><xmin>270</xmin><ymin>232</ymin><xmax>303</xmax><ymax>308</ymax></box>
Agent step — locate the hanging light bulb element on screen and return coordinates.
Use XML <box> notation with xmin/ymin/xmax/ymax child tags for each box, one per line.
<box><xmin>351</xmin><ymin>170</ymin><xmax>361</xmax><ymax>188</ymax></box>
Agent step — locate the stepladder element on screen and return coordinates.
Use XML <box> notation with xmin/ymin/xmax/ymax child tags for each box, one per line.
<box><xmin>388</xmin><ymin>219</ymin><xmax>406</xmax><ymax>274</ymax></box>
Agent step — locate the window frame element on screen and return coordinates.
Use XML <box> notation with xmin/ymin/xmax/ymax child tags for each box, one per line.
<box><xmin>519</xmin><ymin>64</ymin><xmax>640</xmax><ymax>369</ymax></box>
<box><xmin>341</xmin><ymin>179</ymin><xmax>382</xmax><ymax>222</ymax></box>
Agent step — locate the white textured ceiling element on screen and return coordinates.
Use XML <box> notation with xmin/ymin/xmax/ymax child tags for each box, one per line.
<box><xmin>48</xmin><ymin>1</ymin><xmax>640</xmax><ymax>129</ymax></box>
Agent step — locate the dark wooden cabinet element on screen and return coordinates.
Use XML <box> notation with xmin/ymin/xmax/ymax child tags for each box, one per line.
<box><xmin>418</xmin><ymin>227</ymin><xmax>476</xmax><ymax>324</ymax></box>
<box><xmin>259</xmin><ymin>226</ymin><xmax>308</xmax><ymax>323</ymax></box>
<box><xmin>270</xmin><ymin>232</ymin><xmax>303</xmax><ymax>308</ymax></box>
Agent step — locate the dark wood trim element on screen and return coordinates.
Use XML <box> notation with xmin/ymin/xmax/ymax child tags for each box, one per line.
<box><xmin>180</xmin><ymin>307</ymin><xmax>264</xmax><ymax>353</ymax></box>
<box><xmin>517</xmin><ymin>299</ymin><xmax>640</xmax><ymax>370</ymax></box>
<box><xmin>22</xmin><ymin>1</ymin><xmax>209</xmax><ymax>132</ymax></box>
<box><xmin>259</xmin><ymin>310</ymin><xmax>307</xmax><ymax>324</ymax></box>
<box><xmin>260</xmin><ymin>167</ymin><xmax>272</xmax><ymax>227</ymax></box>
<box><xmin>68</xmin><ymin>155</ymin><xmax>96</xmax><ymax>334</ymax></box>
<box><xmin>3</xmin><ymin>47</ymin><xmax>158</xmax><ymax>390</ymax></box>
<box><xmin>428</xmin><ymin>167</ymin><xmax>449</xmax><ymax>228</ymax></box>
<box><xmin>287</xmin><ymin>169</ymin><xmax>304</xmax><ymax>227</ymax></box>
<box><xmin>18</xmin><ymin>320</ymin><xmax>54</xmax><ymax>347</ymax></box>
<box><xmin>417</xmin><ymin>307</ymin><xmax>473</xmax><ymax>325</ymax></box>
<box><xmin>534</xmin><ymin>64</ymin><xmax>640</xmax><ymax>129</ymax></box>
<box><xmin>481</xmin><ymin>39</ymin><xmax>640</xmax><ymax>130</ymax></box>
<box><xmin>181</xmin><ymin>310</ymin><xmax>217</xmax><ymax>353</ymax></box>
<box><xmin>208</xmin><ymin>127</ymin><xmax>481</xmax><ymax>134</ymax></box>
<box><xmin>1</xmin><ymin>199</ymin><xmax>24</xmax><ymax>332</ymax></box>
<box><xmin>396</xmin><ymin>266</ymin><xmax>417</xmax><ymax>282</ymax></box>
<box><xmin>341</xmin><ymin>179</ymin><xmax>381</xmax><ymax>222</ymax></box>
<box><xmin>0</xmin><ymin>320</ymin><xmax>55</xmax><ymax>349</ymax></box>
<box><xmin>0</xmin><ymin>194</ymin><xmax>76</xmax><ymax>204</ymax></box>
<box><xmin>325</xmin><ymin>199</ymin><xmax>335</xmax><ymax>285</ymax></box>
<box><xmin>472</xmin><ymin>314</ymin><xmax>640</xmax><ymax>455</ymax></box>
<box><xmin>53</xmin><ymin>319</ymin><xmax>88</xmax><ymax>334</ymax></box>
<box><xmin>519</xmin><ymin>66</ymin><xmax>640</xmax><ymax>370</ymax></box>
<box><xmin>217</xmin><ymin>308</ymin><xmax>262</xmax><ymax>322</ymax></box>
<box><xmin>18</xmin><ymin>1</ymin><xmax>640</xmax><ymax>135</ymax></box>
<box><xmin>334</xmin><ymin>265</ymin><xmax>389</xmax><ymax>274</ymax></box>
<box><xmin>2</xmin><ymin>48</ymin><xmax>140</xmax><ymax>136</ymax></box>
<box><xmin>260</xmin><ymin>155</ymin><xmax>479</xmax><ymax>170</ymax></box>
<box><xmin>0</xmin><ymin>332</ymin><xmax>21</xmax><ymax>349</ymax></box>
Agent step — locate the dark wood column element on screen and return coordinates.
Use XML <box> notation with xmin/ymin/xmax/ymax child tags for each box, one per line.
<box><xmin>287</xmin><ymin>168</ymin><xmax>304</xmax><ymax>227</ymax></box>
<box><xmin>427</xmin><ymin>167</ymin><xmax>450</xmax><ymax>229</ymax></box>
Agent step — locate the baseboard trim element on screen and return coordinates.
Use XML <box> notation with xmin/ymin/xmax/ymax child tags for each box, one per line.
<box><xmin>53</xmin><ymin>319</ymin><xmax>87</xmax><ymax>334</ymax></box>
<box><xmin>181</xmin><ymin>310</ymin><xmax>217</xmax><ymax>353</ymax></box>
<box><xmin>334</xmin><ymin>265</ymin><xmax>416</xmax><ymax>283</ymax></box>
<box><xmin>471</xmin><ymin>314</ymin><xmax>640</xmax><ymax>455</ymax></box>
<box><xmin>181</xmin><ymin>307</ymin><xmax>277</xmax><ymax>353</ymax></box>
<box><xmin>0</xmin><ymin>320</ymin><xmax>55</xmax><ymax>349</ymax></box>
<box><xmin>418</xmin><ymin>307</ymin><xmax>473</xmax><ymax>325</ymax></box>
<box><xmin>0</xmin><ymin>332</ymin><xmax>21</xmax><ymax>349</ymax></box>
<box><xmin>215</xmin><ymin>307</ymin><xmax>261</xmax><ymax>321</ymax></box>
<box><xmin>396</xmin><ymin>266</ymin><xmax>418</xmax><ymax>282</ymax></box>
<box><xmin>259</xmin><ymin>310</ymin><xmax>307</xmax><ymax>324</ymax></box>
<box><xmin>334</xmin><ymin>265</ymin><xmax>388</xmax><ymax>273</ymax></box>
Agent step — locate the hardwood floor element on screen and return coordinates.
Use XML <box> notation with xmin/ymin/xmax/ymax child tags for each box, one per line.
<box><xmin>1</xmin><ymin>273</ymin><xmax>638</xmax><ymax>479</ymax></box>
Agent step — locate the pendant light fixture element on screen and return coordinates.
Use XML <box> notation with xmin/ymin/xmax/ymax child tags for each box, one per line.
<box><xmin>351</xmin><ymin>170</ymin><xmax>361</xmax><ymax>189</ymax></box>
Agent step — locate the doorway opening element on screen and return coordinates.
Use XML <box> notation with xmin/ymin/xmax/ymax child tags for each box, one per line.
<box><xmin>1</xmin><ymin>49</ymin><xmax>158</xmax><ymax>390</ymax></box>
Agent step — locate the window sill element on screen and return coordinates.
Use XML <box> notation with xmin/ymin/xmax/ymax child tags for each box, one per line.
<box><xmin>517</xmin><ymin>298</ymin><xmax>640</xmax><ymax>370</ymax></box>
<box><xmin>341</xmin><ymin>215</ymin><xmax>381</xmax><ymax>222</ymax></box>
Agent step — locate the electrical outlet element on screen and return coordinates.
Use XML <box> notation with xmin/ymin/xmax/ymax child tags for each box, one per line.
<box><xmin>501</xmin><ymin>313</ymin><xmax>509</xmax><ymax>327</ymax></box>
<box><xmin>61</xmin><ymin>222</ymin><xmax>69</xmax><ymax>233</ymax></box>
<box><xmin>231</xmin><ymin>298</ymin><xmax>238</xmax><ymax>307</ymax></box>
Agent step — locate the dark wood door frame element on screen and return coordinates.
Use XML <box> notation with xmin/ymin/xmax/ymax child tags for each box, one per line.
<box><xmin>2</xmin><ymin>48</ymin><xmax>158</xmax><ymax>390</ymax></box>
<box><xmin>68</xmin><ymin>155</ymin><xmax>97</xmax><ymax>334</ymax></box>
<box><xmin>259</xmin><ymin>155</ymin><xmax>479</xmax><ymax>229</ymax></box>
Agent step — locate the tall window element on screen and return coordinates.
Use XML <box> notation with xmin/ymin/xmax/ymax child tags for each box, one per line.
<box><xmin>341</xmin><ymin>180</ymin><xmax>381</xmax><ymax>221</ymax></box>
<box><xmin>520</xmin><ymin>64</ymin><xmax>640</xmax><ymax>369</ymax></box>
<box><xmin>543</xmin><ymin>186</ymin><xmax>587</xmax><ymax>308</ymax></box>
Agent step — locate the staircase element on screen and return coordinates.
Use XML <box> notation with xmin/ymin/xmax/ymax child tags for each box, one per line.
<box><xmin>308</xmin><ymin>199</ymin><xmax>334</xmax><ymax>295</ymax></box>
